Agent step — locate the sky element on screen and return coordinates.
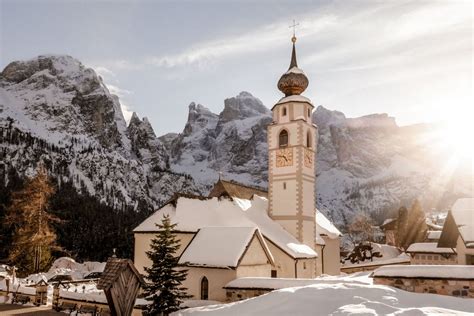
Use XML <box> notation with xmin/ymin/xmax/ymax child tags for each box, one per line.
<box><xmin>0</xmin><ymin>0</ymin><xmax>472</xmax><ymax>136</ymax></box>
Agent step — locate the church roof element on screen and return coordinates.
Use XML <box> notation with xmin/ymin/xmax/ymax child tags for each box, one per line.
<box><xmin>134</xmin><ymin>195</ymin><xmax>317</xmax><ymax>259</ymax></box>
<box><xmin>208</xmin><ymin>179</ymin><xmax>268</xmax><ymax>200</ymax></box>
<box><xmin>178</xmin><ymin>227</ymin><xmax>274</xmax><ymax>268</ymax></box>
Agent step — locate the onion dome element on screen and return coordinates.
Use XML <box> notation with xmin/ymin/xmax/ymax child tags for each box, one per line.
<box><xmin>277</xmin><ymin>36</ymin><xmax>309</xmax><ymax>96</ymax></box>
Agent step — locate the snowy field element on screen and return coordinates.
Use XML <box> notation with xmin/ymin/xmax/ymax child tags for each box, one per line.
<box><xmin>174</xmin><ymin>273</ymin><xmax>474</xmax><ymax>315</ymax></box>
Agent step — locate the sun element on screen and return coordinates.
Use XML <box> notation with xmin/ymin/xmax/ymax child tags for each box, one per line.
<box><xmin>436</xmin><ymin>111</ymin><xmax>474</xmax><ymax>161</ymax></box>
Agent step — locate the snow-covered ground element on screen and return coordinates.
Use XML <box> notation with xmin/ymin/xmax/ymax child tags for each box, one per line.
<box><xmin>175</xmin><ymin>272</ymin><xmax>474</xmax><ymax>315</ymax></box>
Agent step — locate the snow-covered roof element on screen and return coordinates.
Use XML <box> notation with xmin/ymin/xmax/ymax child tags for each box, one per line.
<box><xmin>316</xmin><ymin>210</ymin><xmax>341</xmax><ymax>239</ymax></box>
<box><xmin>275</xmin><ymin>95</ymin><xmax>313</xmax><ymax>106</ymax></box>
<box><xmin>438</xmin><ymin>198</ymin><xmax>474</xmax><ymax>249</ymax></box>
<box><xmin>285</xmin><ymin>66</ymin><xmax>305</xmax><ymax>75</ymax></box>
<box><xmin>406</xmin><ymin>242</ymin><xmax>455</xmax><ymax>254</ymax></box>
<box><xmin>451</xmin><ymin>198</ymin><xmax>474</xmax><ymax>243</ymax></box>
<box><xmin>372</xmin><ymin>265</ymin><xmax>474</xmax><ymax>279</ymax></box>
<box><xmin>427</xmin><ymin>230</ymin><xmax>442</xmax><ymax>240</ymax></box>
<box><xmin>178</xmin><ymin>227</ymin><xmax>272</xmax><ymax>268</ymax></box>
<box><xmin>134</xmin><ymin>195</ymin><xmax>317</xmax><ymax>259</ymax></box>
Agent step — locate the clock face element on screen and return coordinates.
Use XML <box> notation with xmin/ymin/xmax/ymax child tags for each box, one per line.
<box><xmin>304</xmin><ymin>149</ymin><xmax>313</xmax><ymax>168</ymax></box>
<box><xmin>276</xmin><ymin>148</ymin><xmax>293</xmax><ymax>167</ymax></box>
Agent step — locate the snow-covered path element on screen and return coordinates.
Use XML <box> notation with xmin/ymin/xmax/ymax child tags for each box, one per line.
<box><xmin>175</xmin><ymin>274</ymin><xmax>474</xmax><ymax>315</ymax></box>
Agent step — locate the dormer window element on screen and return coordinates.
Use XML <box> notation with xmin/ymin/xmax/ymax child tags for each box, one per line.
<box><xmin>282</xmin><ymin>107</ymin><xmax>287</xmax><ymax>117</ymax></box>
<box><xmin>279</xmin><ymin>130</ymin><xmax>288</xmax><ymax>147</ymax></box>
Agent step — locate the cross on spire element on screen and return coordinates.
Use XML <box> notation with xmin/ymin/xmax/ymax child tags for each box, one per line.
<box><xmin>289</xmin><ymin>19</ymin><xmax>300</xmax><ymax>41</ymax></box>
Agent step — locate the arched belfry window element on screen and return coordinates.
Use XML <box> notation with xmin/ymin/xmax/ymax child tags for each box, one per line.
<box><xmin>282</xmin><ymin>107</ymin><xmax>287</xmax><ymax>117</ymax></box>
<box><xmin>279</xmin><ymin>130</ymin><xmax>288</xmax><ymax>148</ymax></box>
<box><xmin>306</xmin><ymin>131</ymin><xmax>312</xmax><ymax>148</ymax></box>
<box><xmin>201</xmin><ymin>277</ymin><xmax>209</xmax><ymax>300</ymax></box>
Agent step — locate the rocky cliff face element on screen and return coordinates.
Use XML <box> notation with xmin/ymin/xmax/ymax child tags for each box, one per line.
<box><xmin>0</xmin><ymin>55</ymin><xmax>198</xmax><ymax>210</ymax></box>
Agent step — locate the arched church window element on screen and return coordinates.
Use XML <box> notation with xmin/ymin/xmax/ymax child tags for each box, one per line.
<box><xmin>306</xmin><ymin>131</ymin><xmax>312</xmax><ymax>148</ymax></box>
<box><xmin>279</xmin><ymin>130</ymin><xmax>288</xmax><ymax>147</ymax></box>
<box><xmin>282</xmin><ymin>107</ymin><xmax>287</xmax><ymax>116</ymax></box>
<box><xmin>308</xmin><ymin>108</ymin><xmax>311</xmax><ymax>117</ymax></box>
<box><xmin>201</xmin><ymin>276</ymin><xmax>209</xmax><ymax>300</ymax></box>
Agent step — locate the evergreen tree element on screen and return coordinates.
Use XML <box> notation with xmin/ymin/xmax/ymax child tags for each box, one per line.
<box><xmin>5</xmin><ymin>166</ymin><xmax>60</xmax><ymax>275</ymax></box>
<box><xmin>395</xmin><ymin>200</ymin><xmax>428</xmax><ymax>250</ymax></box>
<box><xmin>143</xmin><ymin>215</ymin><xmax>190</xmax><ymax>316</ymax></box>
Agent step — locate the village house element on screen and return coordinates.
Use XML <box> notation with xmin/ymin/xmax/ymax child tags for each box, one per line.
<box><xmin>406</xmin><ymin>242</ymin><xmax>457</xmax><ymax>265</ymax></box>
<box><xmin>133</xmin><ymin>35</ymin><xmax>342</xmax><ymax>302</ymax></box>
<box><xmin>438</xmin><ymin>198</ymin><xmax>474</xmax><ymax>265</ymax></box>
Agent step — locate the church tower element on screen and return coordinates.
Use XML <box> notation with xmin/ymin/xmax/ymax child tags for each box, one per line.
<box><xmin>268</xmin><ymin>35</ymin><xmax>317</xmax><ymax>249</ymax></box>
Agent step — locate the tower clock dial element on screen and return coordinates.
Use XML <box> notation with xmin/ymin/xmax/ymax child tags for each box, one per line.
<box><xmin>276</xmin><ymin>148</ymin><xmax>293</xmax><ymax>167</ymax></box>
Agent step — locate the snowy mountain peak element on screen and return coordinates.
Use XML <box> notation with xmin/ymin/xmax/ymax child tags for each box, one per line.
<box><xmin>219</xmin><ymin>92</ymin><xmax>269</xmax><ymax>125</ymax></box>
<box><xmin>313</xmin><ymin>105</ymin><xmax>347</xmax><ymax>128</ymax></box>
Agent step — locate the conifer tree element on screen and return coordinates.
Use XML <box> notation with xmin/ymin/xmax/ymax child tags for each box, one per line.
<box><xmin>5</xmin><ymin>166</ymin><xmax>60</xmax><ymax>275</ymax></box>
<box><xmin>144</xmin><ymin>214</ymin><xmax>190</xmax><ymax>316</ymax></box>
<box><xmin>395</xmin><ymin>200</ymin><xmax>427</xmax><ymax>250</ymax></box>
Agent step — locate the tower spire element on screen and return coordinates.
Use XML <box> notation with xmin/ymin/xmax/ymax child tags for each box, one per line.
<box><xmin>289</xmin><ymin>39</ymin><xmax>298</xmax><ymax>69</ymax></box>
<box><xmin>289</xmin><ymin>19</ymin><xmax>299</xmax><ymax>70</ymax></box>
<box><xmin>277</xmin><ymin>21</ymin><xmax>308</xmax><ymax>96</ymax></box>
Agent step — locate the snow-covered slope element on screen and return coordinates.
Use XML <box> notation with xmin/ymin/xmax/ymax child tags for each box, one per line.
<box><xmin>175</xmin><ymin>273</ymin><xmax>474</xmax><ymax>315</ymax></box>
<box><xmin>0</xmin><ymin>55</ymin><xmax>198</xmax><ymax>209</ymax></box>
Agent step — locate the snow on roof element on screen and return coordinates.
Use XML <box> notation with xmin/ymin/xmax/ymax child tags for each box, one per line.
<box><xmin>316</xmin><ymin>210</ymin><xmax>341</xmax><ymax>239</ymax></box>
<box><xmin>275</xmin><ymin>95</ymin><xmax>312</xmax><ymax>106</ymax></box>
<box><xmin>451</xmin><ymin>198</ymin><xmax>474</xmax><ymax>243</ymax></box>
<box><xmin>382</xmin><ymin>218</ymin><xmax>396</xmax><ymax>226</ymax></box>
<box><xmin>240</xmin><ymin>196</ymin><xmax>317</xmax><ymax>258</ymax></box>
<box><xmin>406</xmin><ymin>242</ymin><xmax>455</xmax><ymax>254</ymax></box>
<box><xmin>372</xmin><ymin>265</ymin><xmax>474</xmax><ymax>279</ymax></box>
<box><xmin>285</xmin><ymin>66</ymin><xmax>305</xmax><ymax>75</ymax></box>
<box><xmin>178</xmin><ymin>227</ymin><xmax>270</xmax><ymax>268</ymax></box>
<box><xmin>427</xmin><ymin>230</ymin><xmax>442</xmax><ymax>240</ymax></box>
<box><xmin>134</xmin><ymin>195</ymin><xmax>317</xmax><ymax>259</ymax></box>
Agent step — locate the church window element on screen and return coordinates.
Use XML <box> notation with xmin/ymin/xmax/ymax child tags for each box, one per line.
<box><xmin>271</xmin><ymin>270</ymin><xmax>277</xmax><ymax>278</ymax></box>
<box><xmin>282</xmin><ymin>107</ymin><xmax>287</xmax><ymax>117</ymax></box>
<box><xmin>283</xmin><ymin>182</ymin><xmax>286</xmax><ymax>190</ymax></box>
<box><xmin>306</xmin><ymin>131</ymin><xmax>312</xmax><ymax>148</ymax></box>
<box><xmin>201</xmin><ymin>276</ymin><xmax>209</xmax><ymax>300</ymax></box>
<box><xmin>308</xmin><ymin>108</ymin><xmax>311</xmax><ymax>117</ymax></box>
<box><xmin>279</xmin><ymin>130</ymin><xmax>288</xmax><ymax>147</ymax></box>
<box><xmin>303</xmin><ymin>262</ymin><xmax>307</xmax><ymax>269</ymax></box>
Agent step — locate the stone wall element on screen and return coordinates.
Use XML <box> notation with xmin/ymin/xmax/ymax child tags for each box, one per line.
<box><xmin>341</xmin><ymin>260</ymin><xmax>410</xmax><ymax>274</ymax></box>
<box><xmin>373</xmin><ymin>277</ymin><xmax>474</xmax><ymax>298</ymax></box>
<box><xmin>225</xmin><ymin>288</ymin><xmax>272</xmax><ymax>302</ymax></box>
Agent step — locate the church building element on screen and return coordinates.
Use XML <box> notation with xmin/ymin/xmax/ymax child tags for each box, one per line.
<box><xmin>133</xmin><ymin>35</ymin><xmax>341</xmax><ymax>302</ymax></box>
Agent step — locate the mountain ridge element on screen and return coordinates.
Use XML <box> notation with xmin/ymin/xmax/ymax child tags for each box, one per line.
<box><xmin>1</xmin><ymin>55</ymin><xmax>471</xmax><ymax>228</ymax></box>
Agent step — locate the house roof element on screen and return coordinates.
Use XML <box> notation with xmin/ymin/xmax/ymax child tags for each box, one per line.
<box><xmin>178</xmin><ymin>227</ymin><xmax>274</xmax><ymax>268</ymax></box>
<box><xmin>134</xmin><ymin>195</ymin><xmax>317</xmax><ymax>259</ymax></box>
<box><xmin>427</xmin><ymin>230</ymin><xmax>442</xmax><ymax>241</ymax></box>
<box><xmin>438</xmin><ymin>198</ymin><xmax>474</xmax><ymax>248</ymax></box>
<box><xmin>406</xmin><ymin>242</ymin><xmax>455</xmax><ymax>254</ymax></box>
<box><xmin>316</xmin><ymin>210</ymin><xmax>341</xmax><ymax>238</ymax></box>
<box><xmin>97</xmin><ymin>258</ymin><xmax>145</xmax><ymax>290</ymax></box>
<box><xmin>209</xmin><ymin>179</ymin><xmax>340</xmax><ymax>241</ymax></box>
<box><xmin>380</xmin><ymin>218</ymin><xmax>397</xmax><ymax>230</ymax></box>
<box><xmin>208</xmin><ymin>179</ymin><xmax>268</xmax><ymax>200</ymax></box>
